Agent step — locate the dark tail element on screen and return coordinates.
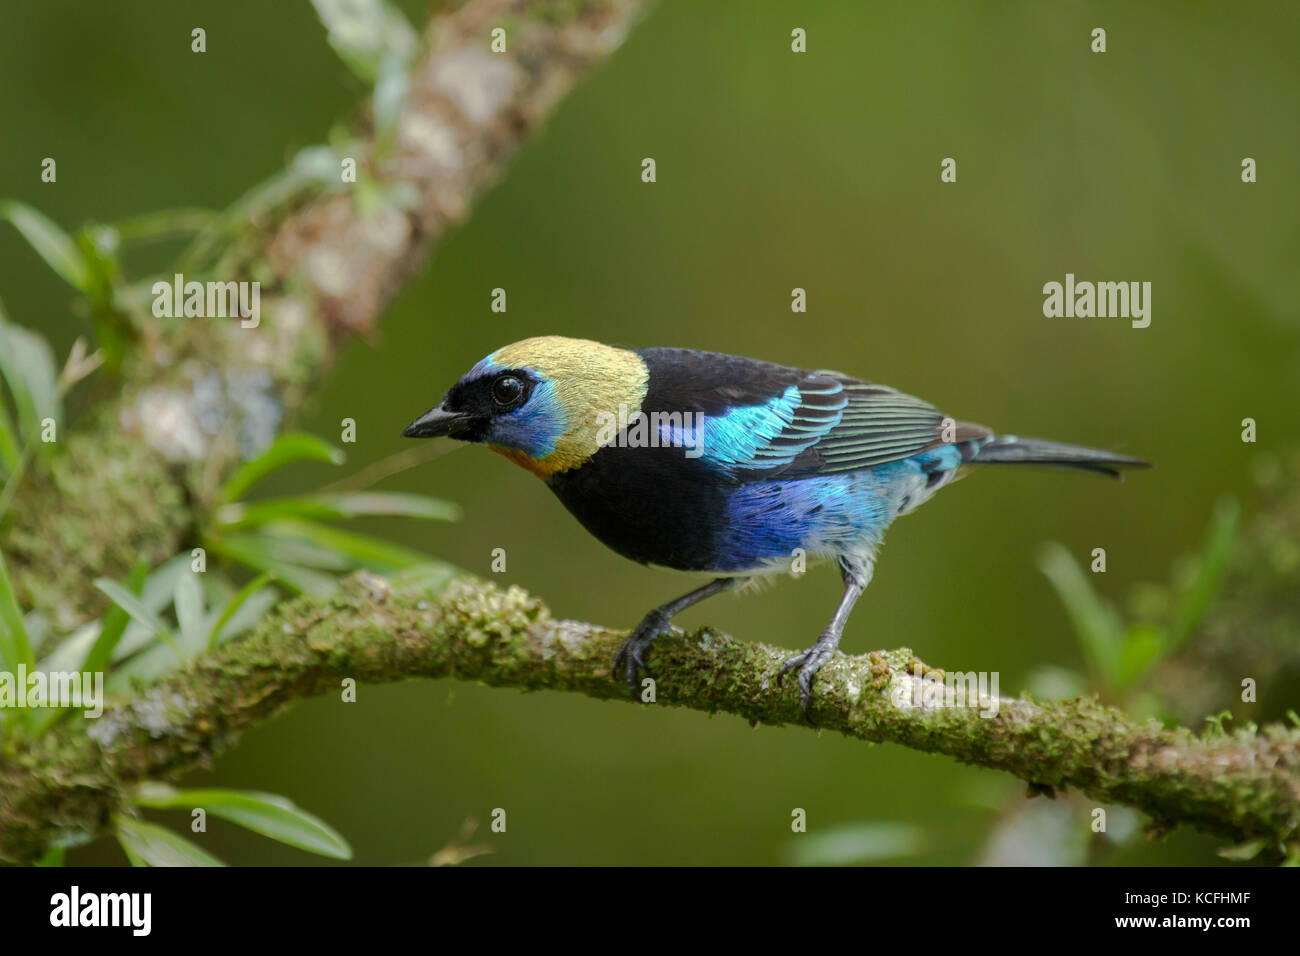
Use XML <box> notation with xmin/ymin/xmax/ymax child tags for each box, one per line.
<box><xmin>965</xmin><ymin>435</ymin><xmax>1151</xmax><ymax>479</ymax></box>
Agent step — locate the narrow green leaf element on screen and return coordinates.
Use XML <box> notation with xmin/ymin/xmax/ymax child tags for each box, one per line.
<box><xmin>207</xmin><ymin>574</ymin><xmax>272</xmax><ymax>650</ymax></box>
<box><xmin>207</xmin><ymin>536</ymin><xmax>338</xmax><ymax>596</ymax></box>
<box><xmin>1171</xmin><ymin>497</ymin><xmax>1240</xmax><ymax>647</ymax></box>
<box><xmin>23</xmin><ymin>613</ymin><xmax>49</xmax><ymax>659</ymax></box>
<box><xmin>111</xmin><ymin>207</ymin><xmax>216</xmax><ymax>242</ymax></box>
<box><xmin>219</xmin><ymin>432</ymin><xmax>344</xmax><ymax>504</ymax></box>
<box><xmin>216</xmin><ymin>491</ymin><xmax>459</xmax><ymax>529</ymax></box>
<box><xmin>106</xmin><ymin>581</ymin><xmax>274</xmax><ymax>689</ymax></box>
<box><xmin>262</xmin><ymin>518</ymin><xmax>433</xmax><ymax>571</ymax></box>
<box><xmin>1218</xmin><ymin>838</ymin><xmax>1266</xmax><ymax>862</ymax></box>
<box><xmin>206</xmin><ymin>587</ymin><xmax>276</xmax><ymax>649</ymax></box>
<box><xmin>0</xmin><ymin>549</ymin><xmax>34</xmax><ymax>672</ymax></box>
<box><xmin>173</xmin><ymin>572</ymin><xmax>205</xmax><ymax>656</ymax></box>
<box><xmin>93</xmin><ymin>578</ymin><xmax>182</xmax><ymax>659</ymax></box>
<box><xmin>114</xmin><ymin>816</ymin><xmax>226</xmax><ymax>867</ymax></box>
<box><xmin>32</xmin><ymin>605</ymin><xmax>129</xmax><ymax>733</ymax></box>
<box><xmin>213</xmin><ymin>530</ymin><xmax>353</xmax><ymax>570</ymax></box>
<box><xmin>37</xmin><ymin>620</ymin><xmax>99</xmax><ymax>675</ymax></box>
<box><xmin>1038</xmin><ymin>542</ymin><xmax>1125</xmax><ymax>688</ymax></box>
<box><xmin>784</xmin><ymin>822</ymin><xmax>926</xmax><ymax>866</ymax></box>
<box><xmin>104</xmin><ymin>641</ymin><xmax>186</xmax><ymax>691</ymax></box>
<box><xmin>82</xmin><ymin>559</ymin><xmax>149</xmax><ymax>674</ymax></box>
<box><xmin>0</xmin><ymin>200</ymin><xmax>90</xmax><ymax>291</ymax></box>
<box><xmin>0</xmin><ymin>391</ymin><xmax>19</xmax><ymax>475</ymax></box>
<box><xmin>137</xmin><ymin>555</ymin><xmax>193</xmax><ymax>611</ymax></box>
<box><xmin>0</xmin><ymin>314</ymin><xmax>61</xmax><ymax>441</ymax></box>
<box><xmin>318</xmin><ymin>490</ymin><xmax>460</xmax><ymax>521</ymax></box>
<box><xmin>1114</xmin><ymin>624</ymin><xmax>1168</xmax><ymax>690</ymax></box>
<box><xmin>135</xmin><ymin>784</ymin><xmax>352</xmax><ymax>860</ymax></box>
<box><xmin>106</xmin><ymin>555</ymin><xmax>191</xmax><ymax>663</ymax></box>
<box><xmin>74</xmin><ymin>226</ymin><xmax>122</xmax><ymax>317</ymax></box>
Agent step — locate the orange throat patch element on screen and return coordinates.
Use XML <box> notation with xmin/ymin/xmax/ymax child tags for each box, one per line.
<box><xmin>489</xmin><ymin>445</ymin><xmax>562</xmax><ymax>479</ymax></box>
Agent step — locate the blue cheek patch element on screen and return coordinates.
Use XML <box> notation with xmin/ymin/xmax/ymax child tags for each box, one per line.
<box><xmin>489</xmin><ymin>378</ymin><xmax>567</xmax><ymax>458</ymax></box>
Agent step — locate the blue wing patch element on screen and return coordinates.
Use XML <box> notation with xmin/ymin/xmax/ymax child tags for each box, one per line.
<box><xmin>672</xmin><ymin>384</ymin><xmax>836</xmax><ymax>470</ymax></box>
<box><xmin>678</xmin><ymin>372</ymin><xmax>976</xmax><ymax>479</ymax></box>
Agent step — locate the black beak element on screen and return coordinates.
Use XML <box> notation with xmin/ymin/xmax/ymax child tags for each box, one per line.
<box><xmin>402</xmin><ymin>405</ymin><xmax>467</xmax><ymax>439</ymax></box>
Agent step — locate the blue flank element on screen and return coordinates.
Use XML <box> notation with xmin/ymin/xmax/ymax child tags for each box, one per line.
<box><xmin>713</xmin><ymin>445</ymin><xmax>963</xmax><ymax>573</ymax></box>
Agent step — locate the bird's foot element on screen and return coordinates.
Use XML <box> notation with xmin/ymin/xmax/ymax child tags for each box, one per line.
<box><xmin>612</xmin><ymin>609</ymin><xmax>672</xmax><ymax>697</ymax></box>
<box><xmin>778</xmin><ymin>630</ymin><xmax>841</xmax><ymax>717</ymax></box>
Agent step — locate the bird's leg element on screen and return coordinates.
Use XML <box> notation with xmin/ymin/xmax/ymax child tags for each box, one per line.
<box><xmin>614</xmin><ymin>577</ymin><xmax>743</xmax><ymax>695</ymax></box>
<box><xmin>779</xmin><ymin>555</ymin><xmax>874</xmax><ymax>716</ymax></box>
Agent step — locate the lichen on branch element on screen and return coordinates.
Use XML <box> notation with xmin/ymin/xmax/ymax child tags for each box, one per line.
<box><xmin>2</xmin><ymin>573</ymin><xmax>1296</xmax><ymax>865</ymax></box>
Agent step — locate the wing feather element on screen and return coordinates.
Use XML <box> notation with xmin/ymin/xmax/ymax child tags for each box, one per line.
<box><xmin>724</xmin><ymin>372</ymin><xmax>969</xmax><ymax>479</ymax></box>
<box><xmin>634</xmin><ymin>348</ymin><xmax>986</xmax><ymax>480</ymax></box>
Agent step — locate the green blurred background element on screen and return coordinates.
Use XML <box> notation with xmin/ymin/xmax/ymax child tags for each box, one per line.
<box><xmin>2</xmin><ymin>0</ymin><xmax>1297</xmax><ymax>864</ymax></box>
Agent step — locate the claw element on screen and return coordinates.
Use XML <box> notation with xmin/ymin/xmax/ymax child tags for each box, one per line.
<box><xmin>613</xmin><ymin>610</ymin><xmax>669</xmax><ymax>696</ymax></box>
<box><xmin>612</xmin><ymin>639</ymin><xmax>645</xmax><ymax>694</ymax></box>
<box><xmin>611</xmin><ymin>577</ymin><xmax>741</xmax><ymax>699</ymax></box>
<box><xmin>778</xmin><ymin>632</ymin><xmax>841</xmax><ymax>718</ymax></box>
<box><xmin>777</xmin><ymin>651</ymin><xmax>808</xmax><ymax>682</ymax></box>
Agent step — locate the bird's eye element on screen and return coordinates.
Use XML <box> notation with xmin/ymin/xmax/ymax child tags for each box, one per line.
<box><xmin>491</xmin><ymin>375</ymin><xmax>524</xmax><ymax>407</ymax></box>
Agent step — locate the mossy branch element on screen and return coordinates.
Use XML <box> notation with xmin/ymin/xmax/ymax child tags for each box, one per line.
<box><xmin>3</xmin><ymin>572</ymin><xmax>1297</xmax><ymax>864</ymax></box>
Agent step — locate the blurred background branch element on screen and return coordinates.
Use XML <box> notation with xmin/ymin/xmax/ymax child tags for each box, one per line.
<box><xmin>0</xmin><ymin>0</ymin><xmax>648</xmax><ymax>634</ymax></box>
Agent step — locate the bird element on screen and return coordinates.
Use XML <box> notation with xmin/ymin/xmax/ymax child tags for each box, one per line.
<box><xmin>402</xmin><ymin>335</ymin><xmax>1148</xmax><ymax>714</ymax></box>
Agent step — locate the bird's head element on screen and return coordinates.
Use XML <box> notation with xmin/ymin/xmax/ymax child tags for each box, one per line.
<box><xmin>402</xmin><ymin>336</ymin><xmax>649</xmax><ymax>478</ymax></box>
